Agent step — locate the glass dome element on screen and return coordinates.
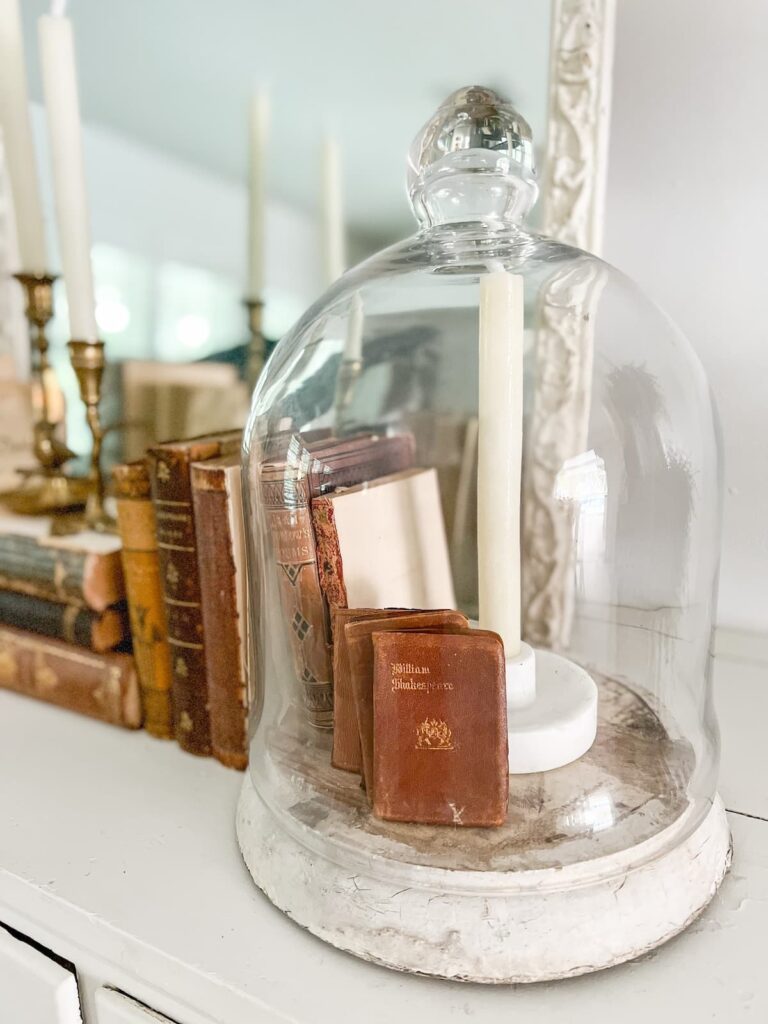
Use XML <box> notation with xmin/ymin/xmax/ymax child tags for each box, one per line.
<box><xmin>239</xmin><ymin>87</ymin><xmax>725</xmax><ymax>974</ymax></box>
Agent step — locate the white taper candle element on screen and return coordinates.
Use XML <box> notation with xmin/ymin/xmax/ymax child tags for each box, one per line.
<box><xmin>38</xmin><ymin>10</ymin><xmax>98</xmax><ymax>341</ymax></box>
<box><xmin>321</xmin><ymin>137</ymin><xmax>345</xmax><ymax>285</ymax></box>
<box><xmin>247</xmin><ymin>91</ymin><xmax>269</xmax><ymax>300</ymax></box>
<box><xmin>0</xmin><ymin>0</ymin><xmax>46</xmax><ymax>273</ymax></box>
<box><xmin>478</xmin><ymin>270</ymin><xmax>524</xmax><ymax>657</ymax></box>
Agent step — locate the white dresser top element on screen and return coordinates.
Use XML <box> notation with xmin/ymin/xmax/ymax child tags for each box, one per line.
<box><xmin>0</xmin><ymin>641</ymin><xmax>765</xmax><ymax>1024</ymax></box>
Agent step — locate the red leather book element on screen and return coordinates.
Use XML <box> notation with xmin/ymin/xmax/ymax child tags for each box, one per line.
<box><xmin>372</xmin><ymin>630</ymin><xmax>508</xmax><ymax>827</ymax></box>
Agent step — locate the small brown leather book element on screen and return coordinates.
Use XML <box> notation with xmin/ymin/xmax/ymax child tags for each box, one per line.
<box><xmin>331</xmin><ymin>607</ymin><xmax>410</xmax><ymax>773</ymax></box>
<box><xmin>372</xmin><ymin>630</ymin><xmax>509</xmax><ymax>827</ymax></box>
<box><xmin>345</xmin><ymin>609</ymin><xmax>469</xmax><ymax>793</ymax></box>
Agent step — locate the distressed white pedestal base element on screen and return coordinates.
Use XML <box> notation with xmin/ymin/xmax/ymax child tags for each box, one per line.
<box><xmin>236</xmin><ymin>776</ymin><xmax>731</xmax><ymax>984</ymax></box>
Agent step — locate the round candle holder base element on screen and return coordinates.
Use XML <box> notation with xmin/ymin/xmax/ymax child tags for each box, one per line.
<box><xmin>506</xmin><ymin>646</ymin><xmax>598</xmax><ymax>774</ymax></box>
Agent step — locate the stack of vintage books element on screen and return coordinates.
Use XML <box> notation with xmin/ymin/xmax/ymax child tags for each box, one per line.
<box><xmin>0</xmin><ymin>514</ymin><xmax>139</xmax><ymax>728</ymax></box>
<box><xmin>0</xmin><ymin>426</ymin><xmax>251</xmax><ymax>771</ymax></box>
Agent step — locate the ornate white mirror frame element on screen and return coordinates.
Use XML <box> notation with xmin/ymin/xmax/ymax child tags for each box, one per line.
<box><xmin>522</xmin><ymin>0</ymin><xmax>616</xmax><ymax>648</ymax></box>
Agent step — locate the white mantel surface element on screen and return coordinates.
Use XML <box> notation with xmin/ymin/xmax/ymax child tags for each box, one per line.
<box><xmin>0</xmin><ymin>643</ymin><xmax>766</xmax><ymax>1024</ymax></box>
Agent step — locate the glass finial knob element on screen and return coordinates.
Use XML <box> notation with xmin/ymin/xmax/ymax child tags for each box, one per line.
<box><xmin>407</xmin><ymin>86</ymin><xmax>538</xmax><ymax>229</ymax></box>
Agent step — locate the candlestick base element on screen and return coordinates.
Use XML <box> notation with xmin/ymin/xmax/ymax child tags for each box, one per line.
<box><xmin>506</xmin><ymin>646</ymin><xmax>598</xmax><ymax>774</ymax></box>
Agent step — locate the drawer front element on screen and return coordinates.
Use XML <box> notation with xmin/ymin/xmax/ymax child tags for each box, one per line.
<box><xmin>95</xmin><ymin>988</ymin><xmax>178</xmax><ymax>1024</ymax></box>
<box><xmin>0</xmin><ymin>923</ymin><xmax>82</xmax><ymax>1023</ymax></box>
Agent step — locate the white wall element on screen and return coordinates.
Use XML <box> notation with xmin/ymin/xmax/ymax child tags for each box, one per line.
<box><xmin>27</xmin><ymin>103</ymin><xmax>324</xmax><ymax>330</ymax></box>
<box><xmin>603</xmin><ymin>0</ymin><xmax>768</xmax><ymax>634</ymax></box>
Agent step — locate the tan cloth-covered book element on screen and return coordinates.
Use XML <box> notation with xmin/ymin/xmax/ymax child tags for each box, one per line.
<box><xmin>113</xmin><ymin>460</ymin><xmax>173</xmax><ymax>739</ymax></box>
<box><xmin>192</xmin><ymin>453</ymin><xmax>249</xmax><ymax>770</ymax></box>
<box><xmin>0</xmin><ymin>624</ymin><xmax>141</xmax><ymax>729</ymax></box>
<box><xmin>372</xmin><ymin>630</ymin><xmax>508</xmax><ymax>827</ymax></box>
<box><xmin>344</xmin><ymin>609</ymin><xmax>469</xmax><ymax>793</ymax></box>
<box><xmin>148</xmin><ymin>429</ymin><xmax>242</xmax><ymax>756</ymax></box>
<box><xmin>311</xmin><ymin>467</ymin><xmax>456</xmax><ymax>615</ymax></box>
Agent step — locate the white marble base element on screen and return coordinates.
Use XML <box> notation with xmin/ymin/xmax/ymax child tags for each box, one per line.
<box><xmin>236</xmin><ymin>775</ymin><xmax>731</xmax><ymax>984</ymax></box>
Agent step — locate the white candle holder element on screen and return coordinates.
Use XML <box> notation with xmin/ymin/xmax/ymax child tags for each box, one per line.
<box><xmin>505</xmin><ymin>643</ymin><xmax>598</xmax><ymax>774</ymax></box>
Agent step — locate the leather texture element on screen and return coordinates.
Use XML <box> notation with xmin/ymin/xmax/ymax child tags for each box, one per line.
<box><xmin>372</xmin><ymin>630</ymin><xmax>508</xmax><ymax>827</ymax></box>
<box><xmin>344</xmin><ymin>609</ymin><xmax>469</xmax><ymax>793</ymax></box>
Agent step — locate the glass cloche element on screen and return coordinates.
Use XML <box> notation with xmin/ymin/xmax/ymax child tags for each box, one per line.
<box><xmin>236</xmin><ymin>87</ymin><xmax>730</xmax><ymax>983</ymax></box>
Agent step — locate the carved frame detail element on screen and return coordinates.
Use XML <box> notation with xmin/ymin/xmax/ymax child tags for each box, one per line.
<box><xmin>522</xmin><ymin>0</ymin><xmax>616</xmax><ymax>647</ymax></box>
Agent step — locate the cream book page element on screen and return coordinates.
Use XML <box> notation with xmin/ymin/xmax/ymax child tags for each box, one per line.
<box><xmin>327</xmin><ymin>467</ymin><xmax>456</xmax><ymax>610</ymax></box>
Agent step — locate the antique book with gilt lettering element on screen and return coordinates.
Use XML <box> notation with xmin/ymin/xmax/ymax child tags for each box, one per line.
<box><xmin>149</xmin><ymin>429</ymin><xmax>242</xmax><ymax>756</ymax></box>
<box><xmin>372</xmin><ymin>630</ymin><xmax>509</xmax><ymax>827</ymax></box>
<box><xmin>344</xmin><ymin>609</ymin><xmax>469</xmax><ymax>793</ymax></box>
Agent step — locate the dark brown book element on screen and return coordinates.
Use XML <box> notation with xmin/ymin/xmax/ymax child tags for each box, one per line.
<box><xmin>260</xmin><ymin>433</ymin><xmax>415</xmax><ymax>730</ymax></box>
<box><xmin>113</xmin><ymin>460</ymin><xmax>174</xmax><ymax>739</ymax></box>
<box><xmin>331</xmin><ymin>607</ymin><xmax>409</xmax><ymax>773</ymax></box>
<box><xmin>0</xmin><ymin>624</ymin><xmax>141</xmax><ymax>728</ymax></box>
<box><xmin>148</xmin><ymin>429</ymin><xmax>242</xmax><ymax>756</ymax></box>
<box><xmin>0</xmin><ymin>590</ymin><xmax>128</xmax><ymax>652</ymax></box>
<box><xmin>372</xmin><ymin>630</ymin><xmax>508</xmax><ymax>827</ymax></box>
<box><xmin>191</xmin><ymin>454</ymin><xmax>249</xmax><ymax>770</ymax></box>
<box><xmin>345</xmin><ymin>609</ymin><xmax>469</xmax><ymax>793</ymax></box>
<box><xmin>0</xmin><ymin>514</ymin><xmax>124</xmax><ymax>611</ymax></box>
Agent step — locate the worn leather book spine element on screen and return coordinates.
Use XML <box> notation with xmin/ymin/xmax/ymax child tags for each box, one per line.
<box><xmin>0</xmin><ymin>589</ymin><xmax>128</xmax><ymax>652</ymax></box>
<box><xmin>372</xmin><ymin>630</ymin><xmax>508</xmax><ymax>827</ymax></box>
<box><xmin>113</xmin><ymin>461</ymin><xmax>173</xmax><ymax>739</ymax></box>
<box><xmin>312</xmin><ymin>498</ymin><xmax>348</xmax><ymax>612</ymax></box>
<box><xmin>191</xmin><ymin>460</ymin><xmax>248</xmax><ymax>770</ymax></box>
<box><xmin>0</xmin><ymin>535</ymin><xmax>124</xmax><ymax>611</ymax></box>
<box><xmin>149</xmin><ymin>431</ymin><xmax>242</xmax><ymax>755</ymax></box>
<box><xmin>345</xmin><ymin>609</ymin><xmax>469</xmax><ymax>794</ymax></box>
<box><xmin>0</xmin><ymin>624</ymin><xmax>141</xmax><ymax>728</ymax></box>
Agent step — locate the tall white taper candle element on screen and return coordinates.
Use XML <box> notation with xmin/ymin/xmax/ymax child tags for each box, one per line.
<box><xmin>38</xmin><ymin>9</ymin><xmax>98</xmax><ymax>341</ymax></box>
<box><xmin>321</xmin><ymin>137</ymin><xmax>344</xmax><ymax>285</ymax></box>
<box><xmin>247</xmin><ymin>91</ymin><xmax>269</xmax><ymax>300</ymax></box>
<box><xmin>478</xmin><ymin>270</ymin><xmax>524</xmax><ymax>658</ymax></box>
<box><xmin>0</xmin><ymin>0</ymin><xmax>47</xmax><ymax>272</ymax></box>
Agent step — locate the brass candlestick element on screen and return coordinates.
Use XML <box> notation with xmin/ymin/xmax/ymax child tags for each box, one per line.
<box><xmin>245</xmin><ymin>298</ymin><xmax>266</xmax><ymax>390</ymax></box>
<box><xmin>2</xmin><ymin>273</ymin><xmax>88</xmax><ymax>515</ymax></box>
<box><xmin>65</xmin><ymin>339</ymin><xmax>115</xmax><ymax>532</ymax></box>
